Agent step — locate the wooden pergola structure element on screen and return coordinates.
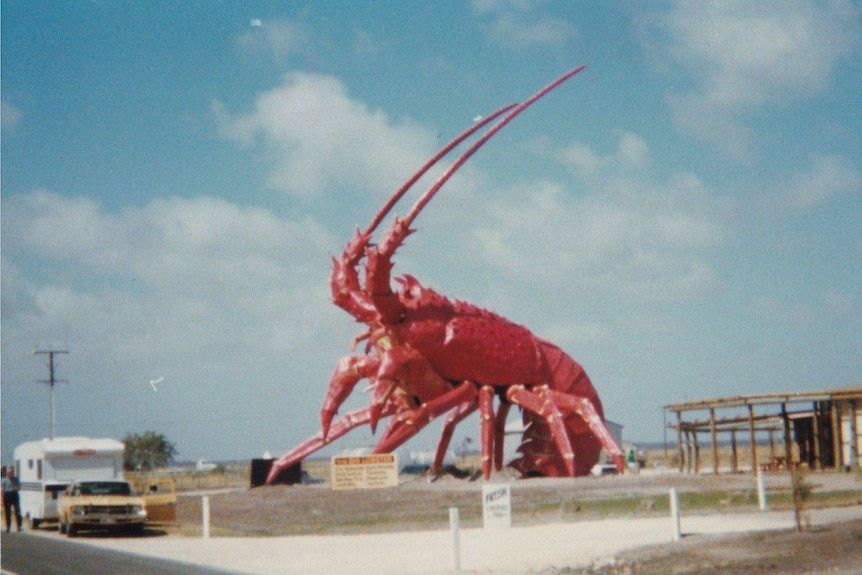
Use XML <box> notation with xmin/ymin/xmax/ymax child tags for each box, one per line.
<box><xmin>665</xmin><ymin>387</ymin><xmax>862</xmax><ymax>474</ymax></box>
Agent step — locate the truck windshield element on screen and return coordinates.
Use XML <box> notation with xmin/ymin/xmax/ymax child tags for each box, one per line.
<box><xmin>75</xmin><ymin>482</ymin><xmax>134</xmax><ymax>496</ymax></box>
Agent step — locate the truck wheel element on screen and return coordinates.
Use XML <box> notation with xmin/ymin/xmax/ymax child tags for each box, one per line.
<box><xmin>67</xmin><ymin>523</ymin><xmax>78</xmax><ymax>538</ymax></box>
<box><xmin>59</xmin><ymin>518</ymin><xmax>67</xmax><ymax>534</ymax></box>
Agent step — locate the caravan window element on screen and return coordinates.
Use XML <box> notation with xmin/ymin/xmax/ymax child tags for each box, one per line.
<box><xmin>37</xmin><ymin>459</ymin><xmax>43</xmax><ymax>480</ymax></box>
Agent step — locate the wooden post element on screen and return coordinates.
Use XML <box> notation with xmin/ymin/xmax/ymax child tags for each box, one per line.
<box><xmin>831</xmin><ymin>401</ymin><xmax>843</xmax><ymax>469</ymax></box>
<box><xmin>676</xmin><ymin>411</ymin><xmax>685</xmax><ymax>474</ymax></box>
<box><xmin>851</xmin><ymin>400</ymin><xmax>859</xmax><ymax>469</ymax></box>
<box><xmin>781</xmin><ymin>402</ymin><xmax>802</xmax><ymax>532</ymax></box>
<box><xmin>693</xmin><ymin>433</ymin><xmax>701</xmax><ymax>474</ymax></box>
<box><xmin>684</xmin><ymin>430</ymin><xmax>692</xmax><ymax>474</ymax></box>
<box><xmin>781</xmin><ymin>402</ymin><xmax>793</xmax><ymax>468</ymax></box>
<box><xmin>748</xmin><ymin>404</ymin><xmax>758</xmax><ymax>473</ymax></box>
<box><xmin>730</xmin><ymin>430</ymin><xmax>738</xmax><ymax>473</ymax></box>
<box><xmin>812</xmin><ymin>401</ymin><xmax>821</xmax><ymax>470</ymax></box>
<box><xmin>710</xmin><ymin>408</ymin><xmax>719</xmax><ymax>475</ymax></box>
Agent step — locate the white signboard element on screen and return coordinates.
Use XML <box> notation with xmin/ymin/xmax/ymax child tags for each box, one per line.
<box><xmin>331</xmin><ymin>454</ymin><xmax>399</xmax><ymax>490</ymax></box>
<box><xmin>482</xmin><ymin>484</ymin><xmax>512</xmax><ymax>528</ymax></box>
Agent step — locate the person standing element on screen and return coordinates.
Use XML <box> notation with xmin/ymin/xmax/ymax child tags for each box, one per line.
<box><xmin>2</xmin><ymin>466</ymin><xmax>23</xmax><ymax>532</ymax></box>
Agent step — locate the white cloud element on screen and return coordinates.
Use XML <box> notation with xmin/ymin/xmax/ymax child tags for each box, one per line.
<box><xmin>643</xmin><ymin>0</ymin><xmax>862</xmax><ymax>155</ymax></box>
<box><xmin>471</xmin><ymin>133</ymin><xmax>728</xmax><ymax>302</ymax></box>
<box><xmin>785</xmin><ymin>153</ymin><xmax>862</xmax><ymax>209</ymax></box>
<box><xmin>234</xmin><ymin>18</ymin><xmax>310</xmax><ymax>64</ymax></box>
<box><xmin>1</xmin><ymin>99</ymin><xmax>23</xmax><ymax>132</ymax></box>
<box><xmin>1</xmin><ymin>187</ymin><xmax>369</xmax><ymax>460</ymax></box>
<box><xmin>209</xmin><ymin>71</ymin><xmax>728</xmax><ymax>318</ymax></box>
<box><xmin>555</xmin><ymin>141</ymin><xmax>602</xmax><ymax>179</ymax></box>
<box><xmin>554</xmin><ymin>131</ymin><xmax>650</xmax><ymax>177</ymax></box>
<box><xmin>214</xmin><ymin>73</ymin><xmax>437</xmax><ymax>200</ymax></box>
<box><xmin>2</xmin><ymin>191</ymin><xmax>339</xmax><ymax>362</ymax></box>
<box><xmin>471</xmin><ymin>0</ymin><xmax>577</xmax><ymax>49</ymax></box>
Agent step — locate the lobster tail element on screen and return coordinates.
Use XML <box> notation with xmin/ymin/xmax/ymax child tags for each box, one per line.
<box><xmin>509</xmin><ymin>339</ymin><xmax>606</xmax><ymax>477</ymax></box>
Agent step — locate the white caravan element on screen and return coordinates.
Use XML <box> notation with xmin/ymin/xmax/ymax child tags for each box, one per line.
<box><xmin>13</xmin><ymin>437</ymin><xmax>125</xmax><ymax>528</ymax></box>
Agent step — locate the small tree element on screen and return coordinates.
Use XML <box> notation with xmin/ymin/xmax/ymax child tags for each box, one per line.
<box><xmin>123</xmin><ymin>431</ymin><xmax>178</xmax><ymax>471</ymax></box>
<box><xmin>791</xmin><ymin>465</ymin><xmax>812</xmax><ymax>531</ymax></box>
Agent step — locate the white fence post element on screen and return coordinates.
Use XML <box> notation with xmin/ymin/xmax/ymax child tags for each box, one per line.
<box><xmin>757</xmin><ymin>469</ymin><xmax>768</xmax><ymax>510</ymax></box>
<box><xmin>449</xmin><ymin>507</ymin><xmax>461</xmax><ymax>573</ymax></box>
<box><xmin>669</xmin><ymin>488</ymin><xmax>681</xmax><ymax>542</ymax></box>
<box><xmin>202</xmin><ymin>495</ymin><xmax>211</xmax><ymax>539</ymax></box>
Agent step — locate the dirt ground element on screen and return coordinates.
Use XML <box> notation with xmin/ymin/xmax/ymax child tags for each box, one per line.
<box><xmin>570</xmin><ymin>520</ymin><xmax>862</xmax><ymax>574</ymax></box>
<box><xmin>173</xmin><ymin>469</ymin><xmax>860</xmax><ymax>534</ymax></box>
<box><xmin>167</xmin><ymin>469</ymin><xmax>862</xmax><ymax>573</ymax></box>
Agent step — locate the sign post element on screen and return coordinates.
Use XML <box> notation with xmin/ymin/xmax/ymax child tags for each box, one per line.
<box><xmin>669</xmin><ymin>488</ymin><xmax>681</xmax><ymax>541</ymax></box>
<box><xmin>450</xmin><ymin>507</ymin><xmax>461</xmax><ymax>572</ymax></box>
<box><xmin>757</xmin><ymin>469</ymin><xmax>768</xmax><ymax>510</ymax></box>
<box><xmin>331</xmin><ymin>453</ymin><xmax>399</xmax><ymax>490</ymax></box>
<box><xmin>482</xmin><ymin>484</ymin><xmax>512</xmax><ymax>528</ymax></box>
<box><xmin>202</xmin><ymin>495</ymin><xmax>210</xmax><ymax>539</ymax></box>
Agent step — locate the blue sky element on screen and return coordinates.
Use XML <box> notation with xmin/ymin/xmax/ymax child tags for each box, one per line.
<box><xmin>2</xmin><ymin>1</ymin><xmax>861</xmax><ymax>466</ymax></box>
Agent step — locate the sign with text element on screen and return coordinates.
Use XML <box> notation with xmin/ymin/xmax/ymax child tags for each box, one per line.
<box><xmin>482</xmin><ymin>484</ymin><xmax>512</xmax><ymax>528</ymax></box>
<box><xmin>331</xmin><ymin>453</ymin><xmax>399</xmax><ymax>490</ymax></box>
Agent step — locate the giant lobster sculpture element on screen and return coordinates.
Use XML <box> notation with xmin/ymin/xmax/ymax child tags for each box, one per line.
<box><xmin>267</xmin><ymin>66</ymin><xmax>624</xmax><ymax>484</ymax></box>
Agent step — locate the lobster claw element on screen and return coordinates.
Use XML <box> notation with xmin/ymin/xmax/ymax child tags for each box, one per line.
<box><xmin>369</xmin><ymin>403</ymin><xmax>383</xmax><ymax>435</ymax></box>
<box><xmin>321</xmin><ymin>408</ymin><xmax>336</xmax><ymax>440</ymax></box>
<box><xmin>343</xmin><ymin>227</ymin><xmax>372</xmax><ymax>266</ymax></box>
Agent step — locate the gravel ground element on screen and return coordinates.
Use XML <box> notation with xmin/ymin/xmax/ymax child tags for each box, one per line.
<box><xmin>578</xmin><ymin>518</ymin><xmax>862</xmax><ymax>575</ymax></box>
<box><xmin>34</xmin><ymin>469</ymin><xmax>862</xmax><ymax>574</ymax></box>
<box><xmin>68</xmin><ymin>506</ymin><xmax>862</xmax><ymax>575</ymax></box>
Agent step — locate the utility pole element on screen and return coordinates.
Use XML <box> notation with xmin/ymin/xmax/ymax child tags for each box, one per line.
<box><xmin>34</xmin><ymin>349</ymin><xmax>69</xmax><ymax>439</ymax></box>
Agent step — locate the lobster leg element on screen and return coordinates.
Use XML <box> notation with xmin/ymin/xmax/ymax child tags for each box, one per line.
<box><xmin>266</xmin><ymin>403</ymin><xmax>397</xmax><ymax>484</ymax></box>
<box><xmin>432</xmin><ymin>400</ymin><xmax>478</xmax><ymax>474</ymax></box>
<box><xmin>505</xmin><ymin>385</ymin><xmax>577</xmax><ymax>476</ymax></box>
<box><xmin>493</xmin><ymin>400</ymin><xmax>512</xmax><ymax>472</ymax></box>
<box><xmin>544</xmin><ymin>390</ymin><xmax>626</xmax><ymax>473</ymax></box>
<box><xmin>478</xmin><ymin>386</ymin><xmax>496</xmax><ymax>479</ymax></box>
<box><xmin>321</xmin><ymin>354</ymin><xmax>382</xmax><ymax>439</ymax></box>
<box><xmin>373</xmin><ymin>381</ymin><xmax>478</xmax><ymax>455</ymax></box>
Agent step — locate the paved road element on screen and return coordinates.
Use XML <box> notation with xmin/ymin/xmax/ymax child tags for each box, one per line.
<box><xmin>71</xmin><ymin>506</ymin><xmax>862</xmax><ymax>575</ymax></box>
<box><xmin>0</xmin><ymin>531</ymin><xmax>244</xmax><ymax>575</ymax></box>
<box><xmin>6</xmin><ymin>506</ymin><xmax>861</xmax><ymax>575</ymax></box>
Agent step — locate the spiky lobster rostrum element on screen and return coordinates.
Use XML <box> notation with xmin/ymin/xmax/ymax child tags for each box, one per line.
<box><xmin>266</xmin><ymin>67</ymin><xmax>624</xmax><ymax>484</ymax></box>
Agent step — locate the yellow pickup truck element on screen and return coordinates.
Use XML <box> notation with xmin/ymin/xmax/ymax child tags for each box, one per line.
<box><xmin>57</xmin><ymin>480</ymin><xmax>147</xmax><ymax>537</ymax></box>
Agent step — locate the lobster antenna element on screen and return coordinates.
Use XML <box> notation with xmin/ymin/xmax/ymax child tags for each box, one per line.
<box><xmin>400</xmin><ymin>65</ymin><xmax>586</xmax><ymax>229</ymax></box>
<box><xmin>364</xmin><ymin>103</ymin><xmax>518</xmax><ymax>237</ymax></box>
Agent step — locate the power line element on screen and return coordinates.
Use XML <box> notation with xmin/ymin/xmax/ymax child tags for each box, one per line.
<box><xmin>34</xmin><ymin>349</ymin><xmax>69</xmax><ymax>440</ymax></box>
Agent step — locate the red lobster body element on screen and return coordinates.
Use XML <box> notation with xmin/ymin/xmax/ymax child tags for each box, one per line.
<box><xmin>392</xmin><ymin>275</ymin><xmax>607</xmax><ymax>477</ymax></box>
<box><xmin>267</xmin><ymin>67</ymin><xmax>624</xmax><ymax>484</ymax></box>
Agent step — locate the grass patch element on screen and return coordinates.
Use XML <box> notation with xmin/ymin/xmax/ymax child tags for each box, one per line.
<box><xmin>165</xmin><ymin>470</ymin><xmax>861</xmax><ymax>538</ymax></box>
<box><xmin>513</xmin><ymin>488</ymin><xmax>862</xmax><ymax>526</ymax></box>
